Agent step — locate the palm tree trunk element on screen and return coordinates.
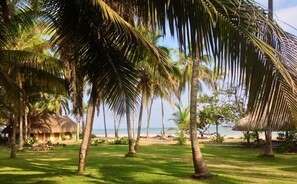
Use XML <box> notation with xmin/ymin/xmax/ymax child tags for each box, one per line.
<box><xmin>78</xmin><ymin>86</ymin><xmax>97</xmax><ymax>173</ymax></box>
<box><xmin>82</xmin><ymin>117</ymin><xmax>85</xmax><ymax>136</ymax></box>
<box><xmin>161</xmin><ymin>96</ymin><xmax>165</xmax><ymax>138</ymax></box>
<box><xmin>264</xmin><ymin>126</ymin><xmax>274</xmax><ymax>157</ymax></box>
<box><xmin>190</xmin><ymin>52</ymin><xmax>211</xmax><ymax>178</ymax></box>
<box><xmin>0</xmin><ymin>0</ymin><xmax>10</xmax><ymax>24</ymax></box>
<box><xmin>24</xmin><ymin>111</ymin><xmax>28</xmax><ymax>141</ymax></box>
<box><xmin>188</xmin><ymin>82</ymin><xmax>191</xmax><ymax>105</ymax></box>
<box><xmin>135</xmin><ymin>92</ymin><xmax>145</xmax><ymax>150</ymax></box>
<box><xmin>18</xmin><ymin>76</ymin><xmax>24</xmax><ymax>151</ymax></box>
<box><xmin>215</xmin><ymin>121</ymin><xmax>220</xmax><ymax>142</ymax></box>
<box><xmin>255</xmin><ymin>131</ymin><xmax>260</xmax><ymax>143</ymax></box>
<box><xmin>146</xmin><ymin>97</ymin><xmax>154</xmax><ymax>138</ymax></box>
<box><xmin>133</xmin><ymin>106</ymin><xmax>136</xmax><ymax>139</ymax></box>
<box><xmin>10</xmin><ymin>113</ymin><xmax>16</xmax><ymax>158</ymax></box>
<box><xmin>126</xmin><ymin>104</ymin><xmax>136</xmax><ymax>156</ymax></box>
<box><xmin>18</xmin><ymin>116</ymin><xmax>24</xmax><ymax>150</ymax></box>
<box><xmin>263</xmin><ymin>0</ymin><xmax>274</xmax><ymax>158</ymax></box>
<box><xmin>76</xmin><ymin>114</ymin><xmax>81</xmax><ymax>142</ymax></box>
<box><xmin>113</xmin><ymin>111</ymin><xmax>119</xmax><ymax>138</ymax></box>
<box><xmin>103</xmin><ymin>103</ymin><xmax>108</xmax><ymax>138</ymax></box>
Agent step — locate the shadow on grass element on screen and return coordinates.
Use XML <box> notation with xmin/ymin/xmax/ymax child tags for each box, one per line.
<box><xmin>0</xmin><ymin>143</ymin><xmax>297</xmax><ymax>183</ymax></box>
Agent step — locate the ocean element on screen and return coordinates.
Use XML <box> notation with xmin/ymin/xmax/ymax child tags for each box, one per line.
<box><xmin>92</xmin><ymin>126</ymin><xmax>244</xmax><ymax>137</ymax></box>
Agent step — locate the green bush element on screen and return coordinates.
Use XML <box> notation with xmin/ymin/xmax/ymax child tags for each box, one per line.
<box><xmin>276</xmin><ymin>131</ymin><xmax>297</xmax><ymax>153</ymax></box>
<box><xmin>46</xmin><ymin>140</ymin><xmax>53</xmax><ymax>146</ymax></box>
<box><xmin>243</xmin><ymin>132</ymin><xmax>257</xmax><ymax>143</ymax></box>
<box><xmin>79</xmin><ymin>133</ymin><xmax>97</xmax><ymax>139</ymax></box>
<box><xmin>173</xmin><ymin>131</ymin><xmax>187</xmax><ymax>145</ymax></box>
<box><xmin>24</xmin><ymin>137</ymin><xmax>37</xmax><ymax>147</ymax></box>
<box><xmin>211</xmin><ymin>134</ymin><xmax>225</xmax><ymax>143</ymax></box>
<box><xmin>92</xmin><ymin>138</ymin><xmax>107</xmax><ymax>145</ymax></box>
<box><xmin>111</xmin><ymin>137</ymin><xmax>130</xmax><ymax>145</ymax></box>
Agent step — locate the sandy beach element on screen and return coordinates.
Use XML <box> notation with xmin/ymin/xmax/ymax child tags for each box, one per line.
<box><xmin>94</xmin><ymin>131</ymin><xmax>279</xmax><ymax>145</ymax></box>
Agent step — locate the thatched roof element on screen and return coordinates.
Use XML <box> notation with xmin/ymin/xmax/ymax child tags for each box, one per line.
<box><xmin>1</xmin><ymin>116</ymin><xmax>78</xmax><ymax>134</ymax></box>
<box><xmin>233</xmin><ymin>114</ymin><xmax>296</xmax><ymax>131</ymax></box>
<box><xmin>30</xmin><ymin>116</ymin><xmax>77</xmax><ymax>133</ymax></box>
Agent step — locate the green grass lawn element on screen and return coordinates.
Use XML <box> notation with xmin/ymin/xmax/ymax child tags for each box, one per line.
<box><xmin>0</xmin><ymin>142</ymin><xmax>297</xmax><ymax>184</ymax></box>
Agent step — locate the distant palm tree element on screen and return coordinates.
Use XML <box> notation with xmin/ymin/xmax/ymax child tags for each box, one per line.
<box><xmin>174</xmin><ymin>49</ymin><xmax>213</xmax><ymax>105</ymax></box>
<box><xmin>134</xmin><ymin>23</ymin><xmax>178</xmax><ymax>149</ymax></box>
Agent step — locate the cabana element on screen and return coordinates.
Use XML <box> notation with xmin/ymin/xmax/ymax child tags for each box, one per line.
<box><xmin>2</xmin><ymin>116</ymin><xmax>78</xmax><ymax>142</ymax></box>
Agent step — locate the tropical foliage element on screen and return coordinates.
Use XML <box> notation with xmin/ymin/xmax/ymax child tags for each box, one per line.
<box><xmin>1</xmin><ymin>0</ymin><xmax>297</xmax><ymax>180</ymax></box>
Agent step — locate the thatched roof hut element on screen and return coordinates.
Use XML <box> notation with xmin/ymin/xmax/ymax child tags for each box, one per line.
<box><xmin>233</xmin><ymin>114</ymin><xmax>296</xmax><ymax>131</ymax></box>
<box><xmin>2</xmin><ymin>116</ymin><xmax>77</xmax><ymax>134</ymax></box>
<box><xmin>30</xmin><ymin>116</ymin><xmax>77</xmax><ymax>133</ymax></box>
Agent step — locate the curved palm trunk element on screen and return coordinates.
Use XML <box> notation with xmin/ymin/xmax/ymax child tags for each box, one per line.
<box><xmin>135</xmin><ymin>92</ymin><xmax>145</xmax><ymax>150</ymax></box>
<box><xmin>10</xmin><ymin>113</ymin><xmax>16</xmax><ymax>158</ymax></box>
<box><xmin>78</xmin><ymin>86</ymin><xmax>97</xmax><ymax>173</ymax></box>
<box><xmin>126</xmin><ymin>104</ymin><xmax>136</xmax><ymax>156</ymax></box>
<box><xmin>103</xmin><ymin>103</ymin><xmax>108</xmax><ymax>138</ymax></box>
<box><xmin>190</xmin><ymin>54</ymin><xmax>211</xmax><ymax>178</ymax></box>
<box><xmin>161</xmin><ymin>96</ymin><xmax>165</xmax><ymax>138</ymax></box>
<box><xmin>146</xmin><ymin>97</ymin><xmax>154</xmax><ymax>138</ymax></box>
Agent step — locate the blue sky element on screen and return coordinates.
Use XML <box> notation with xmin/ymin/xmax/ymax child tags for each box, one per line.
<box><xmin>91</xmin><ymin>0</ymin><xmax>297</xmax><ymax>130</ymax></box>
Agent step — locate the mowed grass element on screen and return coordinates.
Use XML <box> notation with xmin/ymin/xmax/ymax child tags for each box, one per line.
<box><xmin>0</xmin><ymin>142</ymin><xmax>297</xmax><ymax>184</ymax></box>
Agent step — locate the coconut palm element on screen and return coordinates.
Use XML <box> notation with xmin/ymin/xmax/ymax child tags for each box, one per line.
<box><xmin>42</xmin><ymin>0</ymin><xmax>173</xmax><ymax>164</ymax></box>
<box><xmin>4</xmin><ymin>0</ymin><xmax>296</xmax><ymax>177</ymax></box>
<box><xmin>170</xmin><ymin>104</ymin><xmax>190</xmax><ymax>133</ymax></box>
<box><xmin>134</xmin><ymin>23</ymin><xmax>180</xmax><ymax>149</ymax></box>
<box><xmin>173</xmin><ymin>49</ymin><xmax>213</xmax><ymax>105</ymax></box>
<box><xmin>0</xmin><ymin>2</ymin><xmax>66</xmax><ymax>157</ymax></box>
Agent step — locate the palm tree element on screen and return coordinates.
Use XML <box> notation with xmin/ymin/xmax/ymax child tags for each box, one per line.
<box><xmin>190</xmin><ymin>51</ymin><xmax>211</xmax><ymax>178</ymax></box>
<box><xmin>170</xmin><ymin>104</ymin><xmax>190</xmax><ymax>133</ymax></box>
<box><xmin>43</xmin><ymin>0</ymin><xmax>171</xmax><ymax>165</ymax></box>
<box><xmin>173</xmin><ymin>49</ymin><xmax>213</xmax><ymax>105</ymax></box>
<box><xmin>134</xmin><ymin>23</ymin><xmax>179</xmax><ymax>149</ymax></box>
<box><xmin>0</xmin><ymin>2</ymin><xmax>66</xmax><ymax>156</ymax></box>
<box><xmin>6</xmin><ymin>0</ymin><xmax>295</xmax><ymax>176</ymax></box>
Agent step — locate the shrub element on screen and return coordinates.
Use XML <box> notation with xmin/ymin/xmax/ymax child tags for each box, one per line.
<box><xmin>111</xmin><ymin>137</ymin><xmax>130</xmax><ymax>145</ymax></box>
<box><xmin>46</xmin><ymin>140</ymin><xmax>53</xmax><ymax>146</ymax></box>
<box><xmin>243</xmin><ymin>132</ymin><xmax>257</xmax><ymax>143</ymax></box>
<box><xmin>92</xmin><ymin>138</ymin><xmax>107</xmax><ymax>145</ymax></box>
<box><xmin>79</xmin><ymin>133</ymin><xmax>97</xmax><ymax>139</ymax></box>
<box><xmin>173</xmin><ymin>131</ymin><xmax>187</xmax><ymax>145</ymax></box>
<box><xmin>211</xmin><ymin>134</ymin><xmax>225</xmax><ymax>143</ymax></box>
<box><xmin>276</xmin><ymin>131</ymin><xmax>297</xmax><ymax>153</ymax></box>
<box><xmin>0</xmin><ymin>136</ymin><xmax>8</xmax><ymax>147</ymax></box>
<box><xmin>24</xmin><ymin>137</ymin><xmax>37</xmax><ymax>147</ymax></box>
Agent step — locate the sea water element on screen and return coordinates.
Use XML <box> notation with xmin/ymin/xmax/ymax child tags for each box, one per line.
<box><xmin>92</xmin><ymin>126</ymin><xmax>244</xmax><ymax>137</ymax></box>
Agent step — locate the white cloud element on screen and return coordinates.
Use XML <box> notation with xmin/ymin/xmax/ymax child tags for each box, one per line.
<box><xmin>274</xmin><ymin>6</ymin><xmax>297</xmax><ymax>34</ymax></box>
